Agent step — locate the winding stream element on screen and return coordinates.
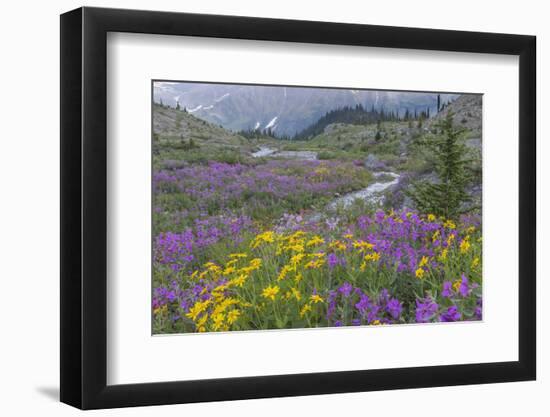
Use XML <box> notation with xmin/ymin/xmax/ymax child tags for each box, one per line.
<box><xmin>328</xmin><ymin>171</ymin><xmax>400</xmax><ymax>209</ymax></box>
<box><xmin>252</xmin><ymin>146</ymin><xmax>400</xmax><ymax>208</ymax></box>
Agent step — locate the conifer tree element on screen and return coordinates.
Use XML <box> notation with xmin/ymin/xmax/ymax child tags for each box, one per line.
<box><xmin>407</xmin><ymin>111</ymin><xmax>472</xmax><ymax>219</ymax></box>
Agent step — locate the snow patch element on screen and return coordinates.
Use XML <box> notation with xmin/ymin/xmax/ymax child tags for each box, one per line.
<box><xmin>202</xmin><ymin>105</ymin><xmax>214</xmax><ymax>110</ymax></box>
<box><xmin>188</xmin><ymin>105</ymin><xmax>203</xmax><ymax>113</ymax></box>
<box><xmin>254</xmin><ymin>122</ymin><xmax>260</xmax><ymax>130</ymax></box>
<box><xmin>265</xmin><ymin>116</ymin><xmax>278</xmax><ymax>129</ymax></box>
<box><xmin>214</xmin><ymin>93</ymin><xmax>230</xmax><ymax>103</ymax></box>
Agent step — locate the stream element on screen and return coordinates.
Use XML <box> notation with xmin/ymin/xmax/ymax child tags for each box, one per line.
<box><xmin>252</xmin><ymin>146</ymin><xmax>400</xmax><ymax>209</ymax></box>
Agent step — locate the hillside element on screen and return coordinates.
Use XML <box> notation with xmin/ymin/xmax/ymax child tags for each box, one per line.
<box><xmin>154</xmin><ymin>81</ymin><xmax>458</xmax><ymax>136</ymax></box>
<box><xmin>428</xmin><ymin>94</ymin><xmax>482</xmax><ymax>138</ymax></box>
<box><xmin>152</xmin><ymin>103</ymin><xmax>266</xmax><ymax>167</ymax></box>
<box><xmin>153</xmin><ymin>102</ymin><xmax>249</xmax><ymax>148</ymax></box>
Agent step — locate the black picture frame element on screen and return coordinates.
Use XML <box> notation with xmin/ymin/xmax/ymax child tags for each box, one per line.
<box><xmin>60</xmin><ymin>6</ymin><xmax>536</xmax><ymax>410</ymax></box>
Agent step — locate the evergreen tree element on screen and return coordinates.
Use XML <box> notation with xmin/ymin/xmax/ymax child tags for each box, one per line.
<box><xmin>407</xmin><ymin>111</ymin><xmax>472</xmax><ymax>219</ymax></box>
<box><xmin>176</xmin><ymin>100</ymin><xmax>180</xmax><ymax>110</ymax></box>
<box><xmin>437</xmin><ymin>94</ymin><xmax>441</xmax><ymax>113</ymax></box>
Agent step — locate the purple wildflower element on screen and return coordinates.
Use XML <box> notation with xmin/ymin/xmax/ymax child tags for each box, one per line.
<box><xmin>386</xmin><ymin>298</ymin><xmax>403</xmax><ymax>319</ymax></box>
<box><xmin>415</xmin><ymin>298</ymin><xmax>439</xmax><ymax>323</ymax></box>
<box><xmin>442</xmin><ymin>281</ymin><xmax>453</xmax><ymax>298</ymax></box>
<box><xmin>440</xmin><ymin>305</ymin><xmax>462</xmax><ymax>322</ymax></box>
<box><xmin>459</xmin><ymin>273</ymin><xmax>469</xmax><ymax>297</ymax></box>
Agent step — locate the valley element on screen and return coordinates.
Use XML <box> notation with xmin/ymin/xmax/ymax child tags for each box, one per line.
<box><xmin>151</xmin><ymin>89</ymin><xmax>483</xmax><ymax>334</ymax></box>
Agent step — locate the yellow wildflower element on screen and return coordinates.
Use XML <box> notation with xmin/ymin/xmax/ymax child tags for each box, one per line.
<box><xmin>453</xmin><ymin>279</ymin><xmax>461</xmax><ymax>292</ymax></box>
<box><xmin>223</xmin><ymin>266</ymin><xmax>236</xmax><ymax>275</ymax></box>
<box><xmin>196</xmin><ymin>314</ymin><xmax>208</xmax><ymax>332</ymax></box>
<box><xmin>300</xmin><ymin>304</ymin><xmax>312</xmax><ymax>317</ymax></box>
<box><xmin>310</xmin><ymin>294</ymin><xmax>324</xmax><ymax>304</ymax></box>
<box><xmin>251</xmin><ymin>231</ymin><xmax>276</xmax><ymax>248</ymax></box>
<box><xmin>364</xmin><ymin>252</ymin><xmax>380</xmax><ymax>262</ymax></box>
<box><xmin>460</xmin><ymin>239</ymin><xmax>471</xmax><ymax>253</ymax></box>
<box><xmin>229</xmin><ymin>253</ymin><xmax>248</xmax><ymax>258</ymax></box>
<box><xmin>353</xmin><ymin>240</ymin><xmax>374</xmax><ymax>251</ymax></box>
<box><xmin>291</xmin><ymin>287</ymin><xmax>301</xmax><ymax>301</ymax></box>
<box><xmin>306</xmin><ymin>235</ymin><xmax>325</xmax><ymax>247</ymax></box>
<box><xmin>230</xmin><ymin>274</ymin><xmax>247</xmax><ymax>287</ymax></box>
<box><xmin>212</xmin><ymin>313</ymin><xmax>225</xmax><ymax>331</ymax></box>
<box><xmin>447</xmin><ymin>233</ymin><xmax>456</xmax><ymax>246</ymax></box>
<box><xmin>262</xmin><ymin>285</ymin><xmax>280</xmax><ymax>301</ymax></box>
<box><xmin>227</xmin><ymin>309</ymin><xmax>240</xmax><ymax>325</ymax></box>
<box><xmin>471</xmin><ymin>257</ymin><xmax>480</xmax><ymax>269</ymax></box>
<box><xmin>371</xmin><ymin>320</ymin><xmax>381</xmax><ymax>325</ymax></box>
<box><xmin>419</xmin><ymin>256</ymin><xmax>429</xmax><ymax>267</ymax></box>
<box><xmin>294</xmin><ymin>272</ymin><xmax>303</xmax><ymax>283</ymax></box>
<box><xmin>186</xmin><ymin>299</ymin><xmax>212</xmax><ymax>321</ymax></box>
<box><xmin>444</xmin><ymin>219</ymin><xmax>456</xmax><ymax>229</ymax></box>
<box><xmin>343</xmin><ymin>233</ymin><xmax>353</xmax><ymax>239</ymax></box>
<box><xmin>290</xmin><ymin>253</ymin><xmax>306</xmax><ymax>265</ymax></box>
<box><xmin>305</xmin><ymin>258</ymin><xmax>325</xmax><ymax>269</ymax></box>
<box><xmin>439</xmin><ymin>248</ymin><xmax>448</xmax><ymax>261</ymax></box>
<box><xmin>427</xmin><ymin>214</ymin><xmax>436</xmax><ymax>222</ymax></box>
<box><xmin>415</xmin><ymin>268</ymin><xmax>425</xmax><ymax>279</ymax></box>
<box><xmin>277</xmin><ymin>264</ymin><xmax>293</xmax><ymax>281</ymax></box>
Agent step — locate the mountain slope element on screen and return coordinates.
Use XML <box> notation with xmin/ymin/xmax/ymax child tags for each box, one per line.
<box><xmin>154</xmin><ymin>82</ymin><xmax>458</xmax><ymax>136</ymax></box>
<box><xmin>153</xmin><ymin>103</ymin><xmax>248</xmax><ymax>149</ymax></box>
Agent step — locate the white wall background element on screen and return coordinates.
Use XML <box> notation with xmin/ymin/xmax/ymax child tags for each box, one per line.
<box><xmin>0</xmin><ymin>0</ymin><xmax>545</xmax><ymax>415</ymax></box>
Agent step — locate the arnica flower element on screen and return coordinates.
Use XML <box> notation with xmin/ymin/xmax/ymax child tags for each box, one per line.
<box><xmin>415</xmin><ymin>268</ymin><xmax>425</xmax><ymax>279</ymax></box>
<box><xmin>227</xmin><ymin>309</ymin><xmax>240</xmax><ymax>325</ymax></box>
<box><xmin>300</xmin><ymin>304</ymin><xmax>312</xmax><ymax>317</ymax></box>
<box><xmin>444</xmin><ymin>219</ymin><xmax>456</xmax><ymax>229</ymax></box>
<box><xmin>440</xmin><ymin>305</ymin><xmax>462</xmax><ymax>322</ymax></box>
<box><xmin>419</xmin><ymin>256</ymin><xmax>429</xmax><ymax>267</ymax></box>
<box><xmin>262</xmin><ymin>285</ymin><xmax>280</xmax><ymax>301</ymax></box>
<box><xmin>459</xmin><ymin>238</ymin><xmax>471</xmax><ymax>253</ymax></box>
<box><xmin>310</xmin><ymin>294</ymin><xmax>324</xmax><ymax>304</ymax></box>
<box><xmin>415</xmin><ymin>298</ymin><xmax>438</xmax><ymax>323</ymax></box>
<box><xmin>427</xmin><ymin>214</ymin><xmax>436</xmax><ymax>222</ymax></box>
<box><xmin>364</xmin><ymin>252</ymin><xmax>380</xmax><ymax>262</ymax></box>
<box><xmin>306</xmin><ymin>235</ymin><xmax>325</xmax><ymax>247</ymax></box>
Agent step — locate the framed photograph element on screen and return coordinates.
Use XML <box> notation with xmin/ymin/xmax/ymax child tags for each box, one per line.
<box><xmin>60</xmin><ymin>6</ymin><xmax>536</xmax><ymax>409</ymax></box>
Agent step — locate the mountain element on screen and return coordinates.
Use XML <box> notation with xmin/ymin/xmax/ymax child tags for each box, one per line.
<box><xmin>153</xmin><ymin>81</ymin><xmax>458</xmax><ymax>136</ymax></box>
<box><xmin>153</xmin><ymin>102</ymin><xmax>248</xmax><ymax>149</ymax></box>
<box><xmin>428</xmin><ymin>94</ymin><xmax>482</xmax><ymax>138</ymax></box>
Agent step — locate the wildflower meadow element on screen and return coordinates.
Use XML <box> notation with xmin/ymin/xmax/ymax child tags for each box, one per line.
<box><xmin>152</xmin><ymin>84</ymin><xmax>482</xmax><ymax>334</ymax></box>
